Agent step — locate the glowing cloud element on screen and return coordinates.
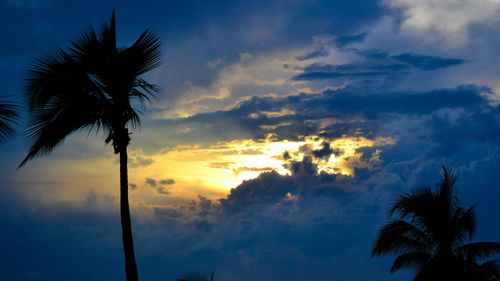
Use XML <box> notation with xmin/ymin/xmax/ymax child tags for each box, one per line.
<box><xmin>132</xmin><ymin>134</ymin><xmax>396</xmax><ymax>201</ymax></box>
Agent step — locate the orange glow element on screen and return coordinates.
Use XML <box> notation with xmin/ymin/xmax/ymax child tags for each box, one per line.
<box><xmin>136</xmin><ymin>134</ymin><xmax>395</xmax><ymax>195</ymax></box>
<box><xmin>17</xmin><ymin>134</ymin><xmax>395</xmax><ymax>205</ymax></box>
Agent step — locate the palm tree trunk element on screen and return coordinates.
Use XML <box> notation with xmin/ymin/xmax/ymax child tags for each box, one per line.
<box><xmin>119</xmin><ymin>145</ymin><xmax>139</xmax><ymax>281</ymax></box>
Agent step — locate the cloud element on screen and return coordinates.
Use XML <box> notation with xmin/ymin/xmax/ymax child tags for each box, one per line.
<box><xmin>139</xmin><ymin>82</ymin><xmax>500</xmax><ymax>220</ymax></box>
<box><xmin>297</xmin><ymin>47</ymin><xmax>329</xmax><ymax>61</ymax></box>
<box><xmin>145</xmin><ymin>178</ymin><xmax>157</xmax><ymax>187</ymax></box>
<box><xmin>129</xmin><ymin>155</ymin><xmax>154</xmax><ymax>167</ymax></box>
<box><xmin>291</xmin><ymin>51</ymin><xmax>465</xmax><ymax>81</ymax></box>
<box><xmin>385</xmin><ymin>0</ymin><xmax>500</xmax><ymax>43</ymax></box>
<box><xmin>144</xmin><ymin>178</ymin><xmax>175</xmax><ymax>194</ymax></box>
<box><xmin>293</xmin><ymin>70</ymin><xmax>391</xmax><ymax>81</ymax></box>
<box><xmin>157</xmin><ymin>186</ymin><xmax>171</xmax><ymax>195</ymax></box>
<box><xmin>298</xmin><ymin>62</ymin><xmax>410</xmax><ymax>73</ymax></box>
<box><xmin>197</xmin><ymin>195</ymin><xmax>214</xmax><ymax>212</ymax></box>
<box><xmin>154</xmin><ymin>207</ymin><xmax>183</xmax><ymax>218</ymax></box>
<box><xmin>353</xmin><ymin>49</ymin><xmax>389</xmax><ymax>59</ymax></box>
<box><xmin>144</xmin><ymin>0</ymin><xmax>383</xmax><ymax>118</ymax></box>
<box><xmin>311</xmin><ymin>142</ymin><xmax>335</xmax><ymax>160</ymax></box>
<box><xmin>393</xmin><ymin>53</ymin><xmax>466</xmax><ymax>70</ymax></box>
<box><xmin>159</xmin><ymin>179</ymin><xmax>176</xmax><ymax>185</ymax></box>
<box><xmin>143</xmin><ymin>84</ymin><xmax>490</xmax><ymax>157</ymax></box>
<box><xmin>334</xmin><ymin>32</ymin><xmax>367</xmax><ymax>47</ymax></box>
<box><xmin>218</xmin><ymin>149</ymin><xmax>379</xmax><ymax>215</ymax></box>
<box><xmin>426</xmin><ymin>106</ymin><xmax>500</xmax><ymax>157</ymax></box>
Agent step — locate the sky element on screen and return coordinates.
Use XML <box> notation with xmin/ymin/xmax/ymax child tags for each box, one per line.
<box><xmin>1</xmin><ymin>0</ymin><xmax>500</xmax><ymax>280</ymax></box>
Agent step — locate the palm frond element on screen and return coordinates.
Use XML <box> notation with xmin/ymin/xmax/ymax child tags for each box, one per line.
<box><xmin>98</xmin><ymin>10</ymin><xmax>116</xmax><ymax>52</ymax></box>
<box><xmin>439</xmin><ymin>165</ymin><xmax>457</xmax><ymax>201</ymax></box>
<box><xmin>372</xmin><ymin>219</ymin><xmax>432</xmax><ymax>257</ymax></box>
<box><xmin>390</xmin><ymin>252</ymin><xmax>432</xmax><ymax>273</ymax></box>
<box><xmin>459</xmin><ymin>242</ymin><xmax>500</xmax><ymax>260</ymax></box>
<box><xmin>389</xmin><ymin>186</ymin><xmax>434</xmax><ymax>218</ymax></box>
<box><xmin>0</xmin><ymin>97</ymin><xmax>19</xmax><ymax>141</ymax></box>
<box><xmin>389</xmin><ymin>186</ymin><xmax>448</xmax><ymax>238</ymax></box>
<box><xmin>372</xmin><ymin>229</ymin><xmax>430</xmax><ymax>257</ymax></box>
<box><xmin>19</xmin><ymin>90</ymin><xmax>109</xmax><ymax>168</ymax></box>
<box><xmin>120</xmin><ymin>29</ymin><xmax>161</xmax><ymax>76</ymax></box>
<box><xmin>453</xmin><ymin>206</ymin><xmax>476</xmax><ymax>244</ymax></box>
<box><xmin>25</xmin><ymin>47</ymin><xmax>73</xmax><ymax>109</ymax></box>
<box><xmin>476</xmin><ymin>260</ymin><xmax>500</xmax><ymax>281</ymax></box>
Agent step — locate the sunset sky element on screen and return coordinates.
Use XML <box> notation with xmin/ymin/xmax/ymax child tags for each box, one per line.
<box><xmin>1</xmin><ymin>1</ymin><xmax>500</xmax><ymax>281</ymax></box>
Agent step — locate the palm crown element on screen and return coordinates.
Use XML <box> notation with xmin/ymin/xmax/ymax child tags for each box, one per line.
<box><xmin>372</xmin><ymin>166</ymin><xmax>500</xmax><ymax>281</ymax></box>
<box><xmin>20</xmin><ymin>12</ymin><xmax>160</xmax><ymax>167</ymax></box>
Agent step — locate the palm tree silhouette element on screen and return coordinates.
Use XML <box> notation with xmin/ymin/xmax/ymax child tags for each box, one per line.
<box><xmin>372</xmin><ymin>166</ymin><xmax>500</xmax><ymax>281</ymax></box>
<box><xmin>18</xmin><ymin>12</ymin><xmax>160</xmax><ymax>281</ymax></box>
<box><xmin>0</xmin><ymin>97</ymin><xmax>18</xmax><ymax>142</ymax></box>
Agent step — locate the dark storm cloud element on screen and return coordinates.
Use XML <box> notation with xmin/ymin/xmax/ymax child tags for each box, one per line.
<box><xmin>154</xmin><ymin>207</ymin><xmax>183</xmax><ymax>219</ymax></box>
<box><xmin>206</xmin><ymin>82</ymin><xmax>500</xmax><ymax>227</ymax></box>
<box><xmin>298</xmin><ymin>61</ymin><xmax>410</xmax><ymax>73</ymax></box>
<box><xmin>353</xmin><ymin>49</ymin><xmax>389</xmax><ymax>59</ymax></box>
<box><xmin>293</xmin><ymin>70</ymin><xmax>392</xmax><ymax>81</ymax></box>
<box><xmin>392</xmin><ymin>53</ymin><xmax>466</xmax><ymax>70</ymax></box>
<box><xmin>334</xmin><ymin>32</ymin><xmax>368</xmax><ymax>47</ymax></box>
<box><xmin>302</xmin><ymin>62</ymin><xmax>359</xmax><ymax>72</ymax></box>
<box><xmin>219</xmin><ymin>155</ymin><xmax>354</xmax><ymax>215</ymax></box>
<box><xmin>144</xmin><ymin>84</ymin><xmax>490</xmax><ymax>152</ymax></box>
<box><xmin>368</xmin><ymin>63</ymin><xmax>411</xmax><ymax>71</ymax></box>
<box><xmin>292</xmin><ymin>51</ymin><xmax>465</xmax><ymax>81</ymax></box>
<box><xmin>311</xmin><ymin>142</ymin><xmax>335</xmax><ymax>160</ymax></box>
<box><xmin>426</xmin><ymin>106</ymin><xmax>500</xmax><ymax>157</ymax></box>
<box><xmin>309</xmin><ymin>85</ymin><xmax>487</xmax><ymax>118</ymax></box>
<box><xmin>145</xmin><ymin>82</ymin><xmax>500</xmax><ymax>225</ymax></box>
<box><xmin>231</xmin><ymin>85</ymin><xmax>484</xmax><ymax>124</ymax></box>
<box><xmin>297</xmin><ymin>47</ymin><xmax>330</xmax><ymax>61</ymax></box>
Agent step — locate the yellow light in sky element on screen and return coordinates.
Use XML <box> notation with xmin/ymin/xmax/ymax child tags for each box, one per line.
<box><xmin>133</xmin><ymin>134</ymin><xmax>395</xmax><ymax>199</ymax></box>
<box><xmin>23</xmin><ymin>134</ymin><xmax>395</xmax><ymax>205</ymax></box>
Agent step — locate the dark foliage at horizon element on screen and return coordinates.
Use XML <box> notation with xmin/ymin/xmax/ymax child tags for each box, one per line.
<box><xmin>372</xmin><ymin>166</ymin><xmax>500</xmax><ymax>281</ymax></box>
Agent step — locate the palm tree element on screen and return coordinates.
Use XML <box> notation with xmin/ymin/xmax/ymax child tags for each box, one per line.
<box><xmin>0</xmin><ymin>97</ymin><xmax>18</xmax><ymax>142</ymax></box>
<box><xmin>372</xmin><ymin>165</ymin><xmax>500</xmax><ymax>281</ymax></box>
<box><xmin>18</xmin><ymin>12</ymin><xmax>161</xmax><ymax>281</ymax></box>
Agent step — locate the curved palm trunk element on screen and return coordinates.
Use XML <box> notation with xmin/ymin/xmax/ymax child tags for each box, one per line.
<box><xmin>119</xmin><ymin>146</ymin><xmax>139</xmax><ymax>281</ymax></box>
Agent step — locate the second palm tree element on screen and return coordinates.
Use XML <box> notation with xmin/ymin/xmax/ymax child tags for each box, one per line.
<box><xmin>372</xmin><ymin>166</ymin><xmax>500</xmax><ymax>281</ymax></box>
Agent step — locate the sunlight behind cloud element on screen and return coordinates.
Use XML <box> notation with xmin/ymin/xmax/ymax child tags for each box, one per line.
<box><xmin>136</xmin><ymin>134</ymin><xmax>395</xmax><ymax>199</ymax></box>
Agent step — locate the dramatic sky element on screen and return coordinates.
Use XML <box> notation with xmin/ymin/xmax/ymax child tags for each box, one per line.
<box><xmin>1</xmin><ymin>0</ymin><xmax>500</xmax><ymax>280</ymax></box>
